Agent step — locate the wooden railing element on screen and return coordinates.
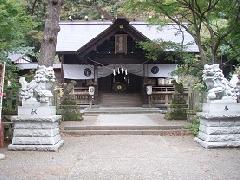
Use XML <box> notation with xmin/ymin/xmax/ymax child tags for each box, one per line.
<box><xmin>72</xmin><ymin>85</ymin><xmax>188</xmax><ymax>106</ymax></box>
<box><xmin>73</xmin><ymin>87</ymin><xmax>91</xmax><ymax>105</ymax></box>
<box><xmin>150</xmin><ymin>85</ymin><xmax>188</xmax><ymax>105</ymax></box>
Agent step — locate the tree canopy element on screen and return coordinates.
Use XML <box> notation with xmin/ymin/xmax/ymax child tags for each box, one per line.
<box><xmin>125</xmin><ymin>0</ymin><xmax>240</xmax><ymax>65</ymax></box>
<box><xmin>0</xmin><ymin>0</ymin><xmax>35</xmax><ymax>53</ymax></box>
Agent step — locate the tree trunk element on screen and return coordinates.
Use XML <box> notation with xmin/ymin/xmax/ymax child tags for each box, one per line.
<box><xmin>192</xmin><ymin>34</ymin><xmax>207</xmax><ymax>64</ymax></box>
<box><xmin>38</xmin><ymin>0</ymin><xmax>64</xmax><ymax>67</ymax></box>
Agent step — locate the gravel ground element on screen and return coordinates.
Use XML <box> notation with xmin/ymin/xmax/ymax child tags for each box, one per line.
<box><xmin>0</xmin><ymin>135</ymin><xmax>240</xmax><ymax>180</ymax></box>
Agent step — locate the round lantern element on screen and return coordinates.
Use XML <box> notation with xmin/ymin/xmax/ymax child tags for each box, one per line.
<box><xmin>146</xmin><ymin>85</ymin><xmax>152</xmax><ymax>95</ymax></box>
<box><xmin>88</xmin><ymin>86</ymin><xmax>95</xmax><ymax>96</ymax></box>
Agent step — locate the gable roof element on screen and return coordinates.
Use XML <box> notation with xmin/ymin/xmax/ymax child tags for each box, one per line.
<box><xmin>76</xmin><ymin>18</ymin><xmax>148</xmax><ymax>57</ymax></box>
<box><xmin>8</xmin><ymin>53</ymin><xmax>31</xmax><ymax>64</ymax></box>
<box><xmin>56</xmin><ymin>19</ymin><xmax>199</xmax><ymax>53</ymax></box>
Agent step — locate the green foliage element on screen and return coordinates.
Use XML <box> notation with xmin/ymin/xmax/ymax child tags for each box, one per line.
<box><xmin>61</xmin><ymin>104</ymin><xmax>82</xmax><ymax>121</ymax></box>
<box><xmin>165</xmin><ymin>108</ymin><xmax>187</xmax><ymax>120</ymax></box>
<box><xmin>138</xmin><ymin>40</ymin><xmax>185</xmax><ymax>61</ymax></box>
<box><xmin>165</xmin><ymin>81</ymin><xmax>187</xmax><ymax>120</ymax></box>
<box><xmin>1</xmin><ymin>64</ymin><xmax>19</xmax><ymax>115</ymax></box>
<box><xmin>125</xmin><ymin>0</ymin><xmax>240</xmax><ymax>64</ymax></box>
<box><xmin>61</xmin><ymin>0</ymin><xmax>124</xmax><ymax>20</ymax></box>
<box><xmin>0</xmin><ymin>1</ymin><xmax>35</xmax><ymax>115</ymax></box>
<box><xmin>171</xmin><ymin>54</ymin><xmax>206</xmax><ymax>92</ymax></box>
<box><xmin>2</xmin><ymin>87</ymin><xmax>18</xmax><ymax>115</ymax></box>
<box><xmin>61</xmin><ymin>98</ymin><xmax>83</xmax><ymax>121</ymax></box>
<box><xmin>61</xmin><ymin>81</ymin><xmax>83</xmax><ymax>121</ymax></box>
<box><xmin>165</xmin><ymin>94</ymin><xmax>187</xmax><ymax>120</ymax></box>
<box><xmin>187</xmin><ymin>117</ymin><xmax>200</xmax><ymax>137</ymax></box>
<box><xmin>0</xmin><ymin>0</ymin><xmax>35</xmax><ymax>51</ymax></box>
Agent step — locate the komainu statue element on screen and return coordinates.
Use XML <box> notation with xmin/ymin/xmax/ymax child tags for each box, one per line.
<box><xmin>19</xmin><ymin>65</ymin><xmax>55</xmax><ymax>103</ymax></box>
<box><xmin>203</xmin><ymin>64</ymin><xmax>236</xmax><ymax>102</ymax></box>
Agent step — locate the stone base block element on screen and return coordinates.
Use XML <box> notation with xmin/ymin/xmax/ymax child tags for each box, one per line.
<box><xmin>13</xmin><ymin>128</ymin><xmax>59</xmax><ymax>137</ymax></box>
<box><xmin>196</xmin><ymin>105</ymin><xmax>240</xmax><ymax>148</ymax></box>
<box><xmin>14</xmin><ymin>122</ymin><xmax>59</xmax><ymax>129</ymax></box>
<box><xmin>18</xmin><ymin>106</ymin><xmax>56</xmax><ymax>117</ymax></box>
<box><xmin>198</xmin><ymin>132</ymin><xmax>240</xmax><ymax>142</ymax></box>
<box><xmin>11</xmin><ymin>134</ymin><xmax>61</xmax><ymax>145</ymax></box>
<box><xmin>202</xmin><ymin>102</ymin><xmax>240</xmax><ymax>114</ymax></box>
<box><xmin>11</xmin><ymin>115</ymin><xmax>61</xmax><ymax>123</ymax></box>
<box><xmin>199</xmin><ymin>124</ymin><xmax>240</xmax><ymax>135</ymax></box>
<box><xmin>8</xmin><ymin>140</ymin><xmax>64</xmax><ymax>152</ymax></box>
<box><xmin>9</xmin><ymin>114</ymin><xmax>64</xmax><ymax>151</ymax></box>
<box><xmin>194</xmin><ymin>137</ymin><xmax>240</xmax><ymax>148</ymax></box>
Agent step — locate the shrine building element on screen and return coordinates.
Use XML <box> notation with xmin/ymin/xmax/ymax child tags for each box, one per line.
<box><xmin>56</xmin><ymin>18</ymin><xmax>199</xmax><ymax>107</ymax></box>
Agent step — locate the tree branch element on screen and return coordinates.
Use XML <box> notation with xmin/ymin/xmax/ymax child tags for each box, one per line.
<box><xmin>31</xmin><ymin>0</ymin><xmax>39</xmax><ymax>15</ymax></box>
<box><xmin>95</xmin><ymin>5</ymin><xmax>113</xmax><ymax>20</ymax></box>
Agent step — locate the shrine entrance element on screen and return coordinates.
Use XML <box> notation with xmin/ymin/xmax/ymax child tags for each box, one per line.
<box><xmin>98</xmin><ymin>73</ymin><xmax>143</xmax><ymax>107</ymax></box>
<box><xmin>98</xmin><ymin>73</ymin><xmax>143</xmax><ymax>94</ymax></box>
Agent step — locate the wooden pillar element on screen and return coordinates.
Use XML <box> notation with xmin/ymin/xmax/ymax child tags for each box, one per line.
<box><xmin>0</xmin><ymin>122</ymin><xmax>4</xmax><ymax>148</ymax></box>
<box><xmin>0</xmin><ymin>63</ymin><xmax>5</xmax><ymax>148</ymax></box>
<box><xmin>60</xmin><ymin>55</ymin><xmax>64</xmax><ymax>85</ymax></box>
<box><xmin>165</xmin><ymin>94</ymin><xmax>169</xmax><ymax>105</ymax></box>
<box><xmin>94</xmin><ymin>64</ymin><xmax>98</xmax><ymax>104</ymax></box>
<box><xmin>142</xmin><ymin>64</ymin><xmax>145</xmax><ymax>93</ymax></box>
<box><xmin>142</xmin><ymin>64</ymin><xmax>146</xmax><ymax>102</ymax></box>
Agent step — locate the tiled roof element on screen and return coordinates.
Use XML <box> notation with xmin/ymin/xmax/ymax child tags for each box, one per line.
<box><xmin>56</xmin><ymin>20</ymin><xmax>199</xmax><ymax>53</ymax></box>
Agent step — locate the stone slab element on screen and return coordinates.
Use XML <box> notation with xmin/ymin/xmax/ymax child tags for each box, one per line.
<box><xmin>198</xmin><ymin>113</ymin><xmax>240</xmax><ymax>120</ymax></box>
<box><xmin>21</xmin><ymin>99</ymin><xmax>41</xmax><ymax>107</ymax></box>
<box><xmin>199</xmin><ymin>124</ymin><xmax>240</xmax><ymax>135</ymax></box>
<box><xmin>200</xmin><ymin>118</ymin><xmax>240</xmax><ymax>127</ymax></box>
<box><xmin>235</xmin><ymin>120</ymin><xmax>240</xmax><ymax>126</ymax></box>
<box><xmin>14</xmin><ymin>122</ymin><xmax>59</xmax><ymax>129</ymax></box>
<box><xmin>11</xmin><ymin>134</ymin><xmax>61</xmax><ymax>145</ymax></box>
<box><xmin>202</xmin><ymin>102</ymin><xmax>240</xmax><ymax>114</ymax></box>
<box><xmin>219</xmin><ymin>120</ymin><xmax>237</xmax><ymax>127</ymax></box>
<box><xmin>11</xmin><ymin>115</ymin><xmax>61</xmax><ymax>122</ymax></box>
<box><xmin>18</xmin><ymin>106</ymin><xmax>56</xmax><ymax>117</ymax></box>
<box><xmin>200</xmin><ymin>119</ymin><xmax>220</xmax><ymax>127</ymax></box>
<box><xmin>13</xmin><ymin>128</ymin><xmax>60</xmax><ymax>137</ymax></box>
<box><xmin>198</xmin><ymin>132</ymin><xmax>240</xmax><ymax>142</ymax></box>
<box><xmin>8</xmin><ymin>139</ymin><xmax>64</xmax><ymax>152</ymax></box>
<box><xmin>194</xmin><ymin>137</ymin><xmax>240</xmax><ymax>148</ymax></box>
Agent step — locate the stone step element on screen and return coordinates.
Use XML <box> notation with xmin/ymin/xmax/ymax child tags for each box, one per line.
<box><xmin>83</xmin><ymin>107</ymin><xmax>166</xmax><ymax>115</ymax></box>
<box><xmin>100</xmin><ymin>104</ymin><xmax>143</xmax><ymax>107</ymax></box>
<box><xmin>64</xmin><ymin>125</ymin><xmax>184</xmax><ymax>131</ymax></box>
<box><xmin>62</xmin><ymin>129</ymin><xmax>191</xmax><ymax>136</ymax></box>
<box><xmin>100</xmin><ymin>93</ymin><xmax>143</xmax><ymax>107</ymax></box>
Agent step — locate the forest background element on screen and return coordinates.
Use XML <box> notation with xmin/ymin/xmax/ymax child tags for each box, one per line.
<box><xmin>0</xmin><ymin>0</ymin><xmax>239</xmax><ymax>114</ymax></box>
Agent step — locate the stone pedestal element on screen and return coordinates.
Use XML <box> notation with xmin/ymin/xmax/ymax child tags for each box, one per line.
<box><xmin>194</xmin><ymin>102</ymin><xmax>240</xmax><ymax>148</ymax></box>
<box><xmin>8</xmin><ymin>105</ymin><xmax>64</xmax><ymax>151</ymax></box>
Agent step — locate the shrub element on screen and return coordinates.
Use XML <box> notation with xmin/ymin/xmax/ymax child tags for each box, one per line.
<box><xmin>165</xmin><ymin>81</ymin><xmax>187</xmax><ymax>120</ymax></box>
<box><xmin>187</xmin><ymin>117</ymin><xmax>200</xmax><ymax>136</ymax></box>
<box><xmin>60</xmin><ymin>81</ymin><xmax>83</xmax><ymax>121</ymax></box>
